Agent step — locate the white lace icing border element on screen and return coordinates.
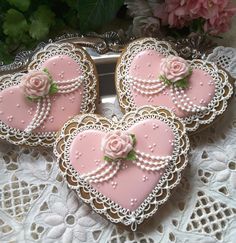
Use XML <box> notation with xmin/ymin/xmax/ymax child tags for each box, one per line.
<box><xmin>0</xmin><ymin>43</ymin><xmax>98</xmax><ymax>147</ymax></box>
<box><xmin>54</xmin><ymin>106</ymin><xmax>190</xmax><ymax>231</ymax></box>
<box><xmin>115</xmin><ymin>38</ymin><xmax>234</xmax><ymax>132</ymax></box>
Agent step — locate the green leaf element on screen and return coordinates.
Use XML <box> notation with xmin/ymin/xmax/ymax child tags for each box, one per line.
<box><xmin>160</xmin><ymin>75</ymin><xmax>171</xmax><ymax>86</ymax></box>
<box><xmin>27</xmin><ymin>96</ymin><xmax>40</xmax><ymax>102</ymax></box>
<box><xmin>7</xmin><ymin>0</ymin><xmax>31</xmax><ymax>12</ymax></box>
<box><xmin>104</xmin><ymin>156</ymin><xmax>113</xmax><ymax>162</ymax></box>
<box><xmin>29</xmin><ymin>5</ymin><xmax>55</xmax><ymax>40</ymax></box>
<box><xmin>131</xmin><ymin>134</ymin><xmax>136</xmax><ymax>146</ymax></box>
<box><xmin>62</xmin><ymin>0</ymin><xmax>79</xmax><ymax>9</ymax></box>
<box><xmin>43</xmin><ymin>68</ymin><xmax>54</xmax><ymax>83</ymax></box>
<box><xmin>0</xmin><ymin>42</ymin><xmax>12</xmax><ymax>64</ymax></box>
<box><xmin>29</xmin><ymin>20</ymin><xmax>50</xmax><ymax>40</ymax></box>
<box><xmin>78</xmin><ymin>0</ymin><xmax>124</xmax><ymax>31</ymax></box>
<box><xmin>3</xmin><ymin>9</ymin><xmax>28</xmax><ymax>38</ymax></box>
<box><xmin>126</xmin><ymin>150</ymin><xmax>136</xmax><ymax>161</ymax></box>
<box><xmin>175</xmin><ymin>78</ymin><xmax>188</xmax><ymax>88</ymax></box>
<box><xmin>190</xmin><ymin>18</ymin><xmax>205</xmax><ymax>33</ymax></box>
<box><xmin>49</xmin><ymin>83</ymin><xmax>58</xmax><ymax>95</ymax></box>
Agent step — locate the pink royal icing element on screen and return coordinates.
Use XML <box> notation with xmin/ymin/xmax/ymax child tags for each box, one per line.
<box><xmin>69</xmin><ymin>118</ymin><xmax>174</xmax><ymax>211</ymax></box>
<box><xmin>0</xmin><ymin>55</ymin><xmax>83</xmax><ymax>132</ymax></box>
<box><xmin>129</xmin><ymin>50</ymin><xmax>215</xmax><ymax>117</ymax></box>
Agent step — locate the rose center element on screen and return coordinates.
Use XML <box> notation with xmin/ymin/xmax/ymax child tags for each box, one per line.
<box><xmin>65</xmin><ymin>214</ymin><xmax>75</xmax><ymax>226</ymax></box>
<box><xmin>173</xmin><ymin>63</ymin><xmax>181</xmax><ymax>70</ymax></box>
<box><xmin>33</xmin><ymin>79</ymin><xmax>41</xmax><ymax>86</ymax></box>
<box><xmin>110</xmin><ymin>140</ymin><xmax>122</xmax><ymax>151</ymax></box>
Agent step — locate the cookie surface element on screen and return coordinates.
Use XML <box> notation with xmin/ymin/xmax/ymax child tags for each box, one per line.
<box><xmin>54</xmin><ymin>106</ymin><xmax>189</xmax><ymax>230</ymax></box>
<box><xmin>115</xmin><ymin>38</ymin><xmax>233</xmax><ymax>132</ymax></box>
<box><xmin>0</xmin><ymin>43</ymin><xmax>98</xmax><ymax>146</ymax></box>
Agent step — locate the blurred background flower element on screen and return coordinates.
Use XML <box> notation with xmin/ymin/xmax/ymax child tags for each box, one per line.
<box><xmin>0</xmin><ymin>0</ymin><xmax>235</xmax><ymax>63</ymax></box>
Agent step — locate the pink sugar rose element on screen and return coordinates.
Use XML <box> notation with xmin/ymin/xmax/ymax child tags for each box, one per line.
<box><xmin>101</xmin><ymin>131</ymin><xmax>133</xmax><ymax>160</ymax></box>
<box><xmin>160</xmin><ymin>55</ymin><xmax>190</xmax><ymax>82</ymax></box>
<box><xmin>21</xmin><ymin>70</ymin><xmax>51</xmax><ymax>98</ymax></box>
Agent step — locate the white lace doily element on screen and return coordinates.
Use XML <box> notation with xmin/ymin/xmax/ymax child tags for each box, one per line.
<box><xmin>0</xmin><ymin>47</ymin><xmax>236</xmax><ymax>243</ymax></box>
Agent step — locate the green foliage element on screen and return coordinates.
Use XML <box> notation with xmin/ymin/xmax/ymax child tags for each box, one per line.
<box><xmin>7</xmin><ymin>0</ymin><xmax>30</xmax><ymax>12</ymax></box>
<box><xmin>78</xmin><ymin>0</ymin><xmax>124</xmax><ymax>31</ymax></box>
<box><xmin>0</xmin><ymin>0</ymin><xmax>124</xmax><ymax>63</ymax></box>
<box><xmin>3</xmin><ymin>9</ymin><xmax>28</xmax><ymax>38</ymax></box>
<box><xmin>29</xmin><ymin>5</ymin><xmax>55</xmax><ymax>40</ymax></box>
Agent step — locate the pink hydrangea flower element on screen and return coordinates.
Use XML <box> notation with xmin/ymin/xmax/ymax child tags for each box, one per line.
<box><xmin>154</xmin><ymin>0</ymin><xmax>236</xmax><ymax>34</ymax></box>
<box><xmin>204</xmin><ymin>5</ymin><xmax>236</xmax><ymax>34</ymax></box>
<box><xmin>154</xmin><ymin>0</ymin><xmax>190</xmax><ymax>28</ymax></box>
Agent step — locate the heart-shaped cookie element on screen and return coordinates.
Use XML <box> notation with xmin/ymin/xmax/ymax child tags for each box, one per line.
<box><xmin>115</xmin><ymin>38</ymin><xmax>233</xmax><ymax>132</ymax></box>
<box><xmin>0</xmin><ymin>43</ymin><xmax>98</xmax><ymax>146</ymax></box>
<box><xmin>54</xmin><ymin>106</ymin><xmax>189</xmax><ymax>230</ymax></box>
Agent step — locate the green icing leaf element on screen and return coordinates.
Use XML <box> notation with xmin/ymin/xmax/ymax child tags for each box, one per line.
<box><xmin>160</xmin><ymin>75</ymin><xmax>171</xmax><ymax>86</ymax></box>
<box><xmin>29</xmin><ymin>5</ymin><xmax>55</xmax><ymax>40</ymax></box>
<box><xmin>43</xmin><ymin>68</ymin><xmax>54</xmax><ymax>83</ymax></box>
<box><xmin>3</xmin><ymin>9</ymin><xmax>28</xmax><ymax>38</ymax></box>
<box><xmin>126</xmin><ymin>150</ymin><xmax>136</xmax><ymax>161</ymax></box>
<box><xmin>78</xmin><ymin>0</ymin><xmax>124</xmax><ymax>31</ymax></box>
<box><xmin>174</xmin><ymin>78</ymin><xmax>188</xmax><ymax>88</ymax></box>
<box><xmin>7</xmin><ymin>0</ymin><xmax>31</xmax><ymax>12</ymax></box>
<box><xmin>131</xmin><ymin>134</ymin><xmax>136</xmax><ymax>146</ymax></box>
<box><xmin>27</xmin><ymin>96</ymin><xmax>40</xmax><ymax>102</ymax></box>
<box><xmin>49</xmin><ymin>83</ymin><xmax>59</xmax><ymax>95</ymax></box>
<box><xmin>104</xmin><ymin>156</ymin><xmax>113</xmax><ymax>162</ymax></box>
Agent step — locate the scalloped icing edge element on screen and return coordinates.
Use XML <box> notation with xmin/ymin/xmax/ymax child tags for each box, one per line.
<box><xmin>0</xmin><ymin>42</ymin><xmax>99</xmax><ymax>147</ymax></box>
<box><xmin>54</xmin><ymin>106</ymin><xmax>190</xmax><ymax>230</ymax></box>
<box><xmin>115</xmin><ymin>38</ymin><xmax>234</xmax><ymax>133</ymax></box>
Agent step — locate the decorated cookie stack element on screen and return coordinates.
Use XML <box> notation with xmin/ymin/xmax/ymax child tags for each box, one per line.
<box><xmin>0</xmin><ymin>38</ymin><xmax>233</xmax><ymax>230</ymax></box>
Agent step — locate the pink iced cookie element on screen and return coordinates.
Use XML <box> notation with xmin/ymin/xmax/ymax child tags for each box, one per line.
<box><xmin>54</xmin><ymin>106</ymin><xmax>189</xmax><ymax>230</ymax></box>
<box><xmin>116</xmin><ymin>38</ymin><xmax>233</xmax><ymax>132</ymax></box>
<box><xmin>0</xmin><ymin>43</ymin><xmax>98</xmax><ymax>146</ymax></box>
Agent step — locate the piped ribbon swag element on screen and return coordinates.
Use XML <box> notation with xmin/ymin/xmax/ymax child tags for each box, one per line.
<box><xmin>129</xmin><ymin>55</ymin><xmax>208</xmax><ymax>113</ymax></box>
<box><xmin>20</xmin><ymin>69</ymin><xmax>83</xmax><ymax>133</ymax></box>
<box><xmin>80</xmin><ymin>130</ymin><xmax>173</xmax><ymax>183</ymax></box>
